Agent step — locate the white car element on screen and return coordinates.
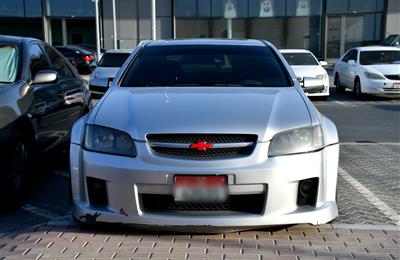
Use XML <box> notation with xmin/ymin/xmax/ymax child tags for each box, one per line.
<box><xmin>89</xmin><ymin>49</ymin><xmax>131</xmax><ymax>97</ymax></box>
<box><xmin>333</xmin><ymin>46</ymin><xmax>400</xmax><ymax>98</ymax></box>
<box><xmin>280</xmin><ymin>49</ymin><xmax>329</xmax><ymax>98</ymax></box>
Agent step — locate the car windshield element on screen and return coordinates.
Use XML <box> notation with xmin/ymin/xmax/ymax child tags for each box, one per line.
<box><xmin>121</xmin><ymin>45</ymin><xmax>291</xmax><ymax>87</ymax></box>
<box><xmin>282</xmin><ymin>52</ymin><xmax>319</xmax><ymax>66</ymax></box>
<box><xmin>98</xmin><ymin>53</ymin><xmax>131</xmax><ymax>67</ymax></box>
<box><xmin>359</xmin><ymin>51</ymin><xmax>400</xmax><ymax>65</ymax></box>
<box><xmin>381</xmin><ymin>35</ymin><xmax>398</xmax><ymax>46</ymax></box>
<box><xmin>0</xmin><ymin>45</ymin><xmax>19</xmax><ymax>84</ymax></box>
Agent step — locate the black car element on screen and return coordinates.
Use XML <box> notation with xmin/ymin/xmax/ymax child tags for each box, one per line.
<box><xmin>0</xmin><ymin>35</ymin><xmax>91</xmax><ymax>208</ymax></box>
<box><xmin>54</xmin><ymin>45</ymin><xmax>95</xmax><ymax>75</ymax></box>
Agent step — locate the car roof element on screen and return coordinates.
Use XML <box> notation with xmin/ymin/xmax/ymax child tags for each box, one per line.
<box><xmin>279</xmin><ymin>49</ymin><xmax>311</xmax><ymax>53</ymax></box>
<box><xmin>354</xmin><ymin>46</ymin><xmax>400</xmax><ymax>51</ymax></box>
<box><xmin>104</xmin><ymin>49</ymin><xmax>132</xmax><ymax>54</ymax></box>
<box><xmin>146</xmin><ymin>39</ymin><xmax>266</xmax><ymax>47</ymax></box>
<box><xmin>0</xmin><ymin>34</ymin><xmax>39</xmax><ymax>45</ymax></box>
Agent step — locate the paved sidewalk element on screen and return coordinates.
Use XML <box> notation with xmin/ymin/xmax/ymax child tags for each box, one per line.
<box><xmin>0</xmin><ymin>222</ymin><xmax>399</xmax><ymax>259</ymax></box>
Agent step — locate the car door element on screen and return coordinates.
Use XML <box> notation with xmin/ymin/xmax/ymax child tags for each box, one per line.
<box><xmin>28</xmin><ymin>43</ymin><xmax>66</xmax><ymax>154</ymax></box>
<box><xmin>43</xmin><ymin>44</ymin><xmax>85</xmax><ymax>143</ymax></box>
<box><xmin>339</xmin><ymin>49</ymin><xmax>357</xmax><ymax>87</ymax></box>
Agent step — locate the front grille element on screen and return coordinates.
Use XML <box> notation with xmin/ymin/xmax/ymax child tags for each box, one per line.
<box><xmin>147</xmin><ymin>134</ymin><xmax>257</xmax><ymax>144</ymax></box>
<box><xmin>140</xmin><ymin>193</ymin><xmax>266</xmax><ymax>215</ymax></box>
<box><xmin>385</xmin><ymin>75</ymin><xmax>400</xmax><ymax>80</ymax></box>
<box><xmin>147</xmin><ymin>134</ymin><xmax>257</xmax><ymax>159</ymax></box>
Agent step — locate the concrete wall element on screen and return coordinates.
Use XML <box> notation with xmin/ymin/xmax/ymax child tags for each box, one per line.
<box><xmin>102</xmin><ymin>0</ymin><xmax>172</xmax><ymax>49</ymax></box>
<box><xmin>385</xmin><ymin>0</ymin><xmax>400</xmax><ymax>36</ymax></box>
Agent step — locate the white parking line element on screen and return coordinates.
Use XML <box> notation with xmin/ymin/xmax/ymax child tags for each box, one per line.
<box><xmin>338</xmin><ymin>167</ymin><xmax>400</xmax><ymax>226</ymax></box>
<box><xmin>21</xmin><ymin>204</ymin><xmax>62</xmax><ymax>220</ymax></box>
<box><xmin>327</xmin><ymin>97</ymin><xmax>348</xmax><ymax>106</ymax></box>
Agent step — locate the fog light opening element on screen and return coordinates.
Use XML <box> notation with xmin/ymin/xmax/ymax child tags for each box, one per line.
<box><xmin>297</xmin><ymin>178</ymin><xmax>319</xmax><ymax>207</ymax></box>
<box><xmin>87</xmin><ymin>177</ymin><xmax>108</xmax><ymax>207</ymax></box>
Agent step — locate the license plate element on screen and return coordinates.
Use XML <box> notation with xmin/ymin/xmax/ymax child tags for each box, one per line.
<box><xmin>173</xmin><ymin>176</ymin><xmax>228</xmax><ymax>202</ymax></box>
<box><xmin>393</xmin><ymin>83</ymin><xmax>400</xmax><ymax>89</ymax></box>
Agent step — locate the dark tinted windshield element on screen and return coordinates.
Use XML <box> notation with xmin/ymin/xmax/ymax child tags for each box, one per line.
<box><xmin>0</xmin><ymin>45</ymin><xmax>19</xmax><ymax>83</ymax></box>
<box><xmin>359</xmin><ymin>51</ymin><xmax>400</xmax><ymax>65</ymax></box>
<box><xmin>121</xmin><ymin>45</ymin><xmax>291</xmax><ymax>87</ymax></box>
<box><xmin>99</xmin><ymin>53</ymin><xmax>130</xmax><ymax>67</ymax></box>
<box><xmin>282</xmin><ymin>52</ymin><xmax>319</xmax><ymax>66</ymax></box>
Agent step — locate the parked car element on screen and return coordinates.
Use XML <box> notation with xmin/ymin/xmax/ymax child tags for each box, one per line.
<box><xmin>70</xmin><ymin>39</ymin><xmax>339</xmax><ymax>230</ymax></box>
<box><xmin>89</xmin><ymin>49</ymin><xmax>131</xmax><ymax>97</ymax></box>
<box><xmin>334</xmin><ymin>46</ymin><xmax>400</xmax><ymax>98</ymax></box>
<box><xmin>381</xmin><ymin>34</ymin><xmax>400</xmax><ymax>48</ymax></box>
<box><xmin>54</xmin><ymin>45</ymin><xmax>95</xmax><ymax>75</ymax></box>
<box><xmin>0</xmin><ymin>35</ymin><xmax>91</xmax><ymax>209</ymax></box>
<box><xmin>280</xmin><ymin>49</ymin><xmax>329</xmax><ymax>98</ymax></box>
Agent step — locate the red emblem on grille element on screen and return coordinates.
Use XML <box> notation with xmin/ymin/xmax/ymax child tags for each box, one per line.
<box><xmin>190</xmin><ymin>141</ymin><xmax>213</xmax><ymax>151</ymax></box>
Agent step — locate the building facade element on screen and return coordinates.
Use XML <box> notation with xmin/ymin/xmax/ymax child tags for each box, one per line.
<box><xmin>0</xmin><ymin>0</ymin><xmax>399</xmax><ymax>59</ymax></box>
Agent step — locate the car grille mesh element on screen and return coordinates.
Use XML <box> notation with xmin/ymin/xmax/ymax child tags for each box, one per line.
<box><xmin>140</xmin><ymin>194</ymin><xmax>266</xmax><ymax>215</ymax></box>
<box><xmin>385</xmin><ymin>74</ymin><xmax>400</xmax><ymax>80</ymax></box>
<box><xmin>147</xmin><ymin>134</ymin><xmax>257</xmax><ymax>159</ymax></box>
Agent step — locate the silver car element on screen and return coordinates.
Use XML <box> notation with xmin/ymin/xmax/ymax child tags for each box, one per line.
<box><xmin>70</xmin><ymin>39</ymin><xmax>339</xmax><ymax>229</ymax></box>
<box><xmin>89</xmin><ymin>49</ymin><xmax>131</xmax><ymax>97</ymax></box>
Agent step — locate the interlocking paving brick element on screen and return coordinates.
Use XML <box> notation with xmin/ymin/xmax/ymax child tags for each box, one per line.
<box><xmin>0</xmin><ymin>224</ymin><xmax>399</xmax><ymax>260</ymax></box>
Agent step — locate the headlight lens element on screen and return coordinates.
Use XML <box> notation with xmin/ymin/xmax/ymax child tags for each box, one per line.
<box><xmin>84</xmin><ymin>125</ymin><xmax>136</xmax><ymax>157</ymax></box>
<box><xmin>268</xmin><ymin>125</ymin><xmax>324</xmax><ymax>157</ymax></box>
<box><xmin>316</xmin><ymin>74</ymin><xmax>328</xmax><ymax>80</ymax></box>
<box><xmin>364</xmin><ymin>72</ymin><xmax>385</xmax><ymax>80</ymax></box>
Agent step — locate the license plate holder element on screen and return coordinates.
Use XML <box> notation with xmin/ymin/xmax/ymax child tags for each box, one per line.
<box><xmin>173</xmin><ymin>175</ymin><xmax>228</xmax><ymax>203</ymax></box>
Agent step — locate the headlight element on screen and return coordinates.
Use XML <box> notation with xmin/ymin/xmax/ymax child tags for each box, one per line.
<box><xmin>364</xmin><ymin>72</ymin><xmax>385</xmax><ymax>80</ymax></box>
<box><xmin>316</xmin><ymin>74</ymin><xmax>328</xmax><ymax>80</ymax></box>
<box><xmin>268</xmin><ymin>125</ymin><xmax>324</xmax><ymax>157</ymax></box>
<box><xmin>84</xmin><ymin>125</ymin><xmax>136</xmax><ymax>157</ymax></box>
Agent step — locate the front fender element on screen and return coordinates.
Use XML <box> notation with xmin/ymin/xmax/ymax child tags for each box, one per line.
<box><xmin>71</xmin><ymin>114</ymin><xmax>89</xmax><ymax>145</ymax></box>
<box><xmin>320</xmin><ymin>115</ymin><xmax>339</xmax><ymax>145</ymax></box>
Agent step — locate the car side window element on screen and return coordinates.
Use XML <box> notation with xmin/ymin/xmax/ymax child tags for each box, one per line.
<box><xmin>44</xmin><ymin>45</ymin><xmax>73</xmax><ymax>79</ymax></box>
<box><xmin>29</xmin><ymin>44</ymin><xmax>51</xmax><ymax>79</ymax></box>
<box><xmin>348</xmin><ymin>50</ymin><xmax>358</xmax><ymax>62</ymax></box>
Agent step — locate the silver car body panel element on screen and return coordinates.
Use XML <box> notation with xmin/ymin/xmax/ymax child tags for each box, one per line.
<box><xmin>70</xmin><ymin>39</ymin><xmax>339</xmax><ymax>228</ymax></box>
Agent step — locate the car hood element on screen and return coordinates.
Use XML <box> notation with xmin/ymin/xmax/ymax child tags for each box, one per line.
<box><xmin>94</xmin><ymin>87</ymin><xmax>311</xmax><ymax>142</ymax></box>
<box><xmin>364</xmin><ymin>64</ymin><xmax>400</xmax><ymax>76</ymax></box>
<box><xmin>290</xmin><ymin>65</ymin><xmax>327</xmax><ymax>78</ymax></box>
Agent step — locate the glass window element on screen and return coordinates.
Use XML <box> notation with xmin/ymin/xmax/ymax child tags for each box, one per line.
<box><xmin>249</xmin><ymin>0</ymin><xmax>286</xmax><ymax>17</ymax></box>
<box><xmin>24</xmin><ymin>0</ymin><xmax>42</xmax><ymax>17</ymax></box>
<box><xmin>359</xmin><ymin>51</ymin><xmax>400</xmax><ymax>65</ymax></box>
<box><xmin>0</xmin><ymin>45</ymin><xmax>19</xmax><ymax>83</ymax></box>
<box><xmin>341</xmin><ymin>49</ymin><xmax>357</xmax><ymax>62</ymax></box>
<box><xmin>282</xmin><ymin>52</ymin><xmax>319</xmax><ymax>66</ymax></box>
<box><xmin>29</xmin><ymin>44</ymin><xmax>51</xmax><ymax>78</ymax></box>
<box><xmin>212</xmin><ymin>0</ymin><xmax>248</xmax><ymax>18</ymax></box>
<box><xmin>176</xmin><ymin>19</ymin><xmax>210</xmax><ymax>38</ymax></box>
<box><xmin>121</xmin><ymin>45</ymin><xmax>291</xmax><ymax>87</ymax></box>
<box><xmin>287</xmin><ymin>0</ymin><xmax>322</xmax><ymax>16</ymax></box>
<box><xmin>98</xmin><ymin>53</ymin><xmax>131</xmax><ymax>67</ymax></box>
<box><xmin>46</xmin><ymin>0</ymin><xmax>95</xmax><ymax>17</ymax></box>
<box><xmin>249</xmin><ymin>18</ymin><xmax>285</xmax><ymax>47</ymax></box>
<box><xmin>44</xmin><ymin>45</ymin><xmax>72</xmax><ymax>78</ymax></box>
<box><xmin>175</xmin><ymin>0</ymin><xmax>197</xmax><ymax>17</ymax></box>
<box><xmin>326</xmin><ymin>0</ymin><xmax>348</xmax><ymax>13</ymax></box>
<box><xmin>0</xmin><ymin>0</ymin><xmax>24</xmax><ymax>17</ymax></box>
<box><xmin>345</xmin><ymin>14</ymin><xmax>382</xmax><ymax>50</ymax></box>
<box><xmin>349</xmin><ymin>0</ymin><xmax>384</xmax><ymax>12</ymax></box>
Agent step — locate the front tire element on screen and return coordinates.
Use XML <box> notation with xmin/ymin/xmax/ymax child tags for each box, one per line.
<box><xmin>0</xmin><ymin>134</ymin><xmax>30</xmax><ymax>211</ymax></box>
<box><xmin>335</xmin><ymin>74</ymin><xmax>345</xmax><ymax>93</ymax></box>
<box><xmin>353</xmin><ymin>80</ymin><xmax>364</xmax><ymax>99</ymax></box>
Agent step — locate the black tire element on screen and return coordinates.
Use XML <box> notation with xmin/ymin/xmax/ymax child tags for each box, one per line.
<box><xmin>353</xmin><ymin>80</ymin><xmax>364</xmax><ymax>99</ymax></box>
<box><xmin>0</xmin><ymin>133</ymin><xmax>30</xmax><ymax>211</ymax></box>
<box><xmin>335</xmin><ymin>74</ymin><xmax>345</xmax><ymax>93</ymax></box>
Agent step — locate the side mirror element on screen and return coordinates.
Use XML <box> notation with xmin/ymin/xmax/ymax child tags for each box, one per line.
<box><xmin>32</xmin><ymin>70</ymin><xmax>57</xmax><ymax>84</ymax></box>
<box><xmin>319</xmin><ymin>61</ymin><xmax>328</xmax><ymax>67</ymax></box>
<box><xmin>303</xmin><ymin>77</ymin><xmax>325</xmax><ymax>93</ymax></box>
<box><xmin>348</xmin><ymin>59</ymin><xmax>356</xmax><ymax>65</ymax></box>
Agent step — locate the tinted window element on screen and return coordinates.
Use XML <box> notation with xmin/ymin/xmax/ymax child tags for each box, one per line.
<box><xmin>98</xmin><ymin>53</ymin><xmax>131</xmax><ymax>67</ymax></box>
<box><xmin>282</xmin><ymin>52</ymin><xmax>319</xmax><ymax>66</ymax></box>
<box><xmin>342</xmin><ymin>49</ymin><xmax>357</xmax><ymax>62</ymax></box>
<box><xmin>121</xmin><ymin>45</ymin><xmax>291</xmax><ymax>87</ymax></box>
<box><xmin>359</xmin><ymin>51</ymin><xmax>400</xmax><ymax>65</ymax></box>
<box><xmin>0</xmin><ymin>45</ymin><xmax>19</xmax><ymax>83</ymax></box>
<box><xmin>29</xmin><ymin>44</ymin><xmax>50</xmax><ymax>78</ymax></box>
<box><xmin>44</xmin><ymin>45</ymin><xmax>72</xmax><ymax>78</ymax></box>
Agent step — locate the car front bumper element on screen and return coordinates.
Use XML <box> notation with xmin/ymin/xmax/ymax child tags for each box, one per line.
<box><xmin>70</xmin><ymin>142</ymin><xmax>339</xmax><ymax>228</ymax></box>
<box><xmin>361</xmin><ymin>78</ymin><xmax>400</xmax><ymax>95</ymax></box>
